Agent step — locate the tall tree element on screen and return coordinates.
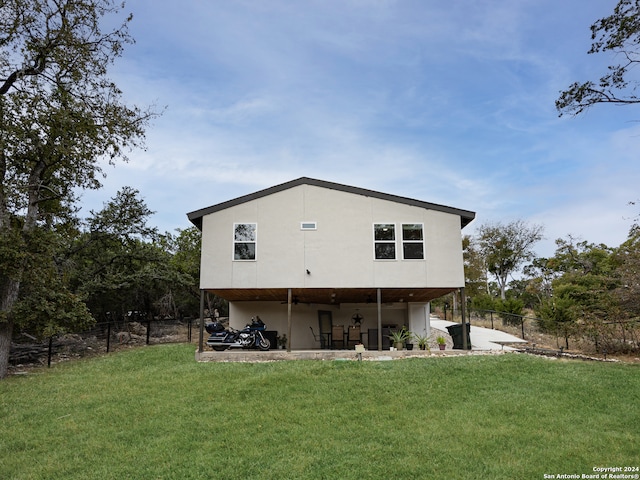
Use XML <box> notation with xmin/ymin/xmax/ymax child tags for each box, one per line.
<box><xmin>69</xmin><ymin>187</ymin><xmax>165</xmax><ymax>323</ymax></box>
<box><xmin>164</xmin><ymin>227</ymin><xmax>207</xmax><ymax>318</ymax></box>
<box><xmin>462</xmin><ymin>234</ymin><xmax>488</xmax><ymax>299</ymax></box>
<box><xmin>522</xmin><ymin>257</ymin><xmax>558</xmax><ymax>305</ymax></box>
<box><xmin>557</xmin><ymin>0</ymin><xmax>640</xmax><ymax>116</ymax></box>
<box><xmin>475</xmin><ymin>220</ymin><xmax>544</xmax><ymax>300</ymax></box>
<box><xmin>0</xmin><ymin>0</ymin><xmax>154</xmax><ymax>378</ymax></box>
<box><xmin>536</xmin><ymin>237</ymin><xmax>620</xmax><ymax>351</ymax></box>
<box><xmin>613</xmin><ymin>227</ymin><xmax>640</xmax><ymax>317</ymax></box>
<box><xmin>163</xmin><ymin>226</ymin><xmax>228</xmax><ymax>318</ymax></box>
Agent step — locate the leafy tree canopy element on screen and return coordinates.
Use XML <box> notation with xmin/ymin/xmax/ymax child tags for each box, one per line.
<box><xmin>557</xmin><ymin>0</ymin><xmax>640</xmax><ymax>115</ymax></box>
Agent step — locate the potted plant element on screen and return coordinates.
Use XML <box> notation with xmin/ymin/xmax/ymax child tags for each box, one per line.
<box><xmin>436</xmin><ymin>336</ymin><xmax>446</xmax><ymax>350</ymax></box>
<box><xmin>413</xmin><ymin>333</ymin><xmax>430</xmax><ymax>351</ymax></box>
<box><xmin>277</xmin><ymin>334</ymin><xmax>287</xmax><ymax>349</ymax></box>
<box><xmin>388</xmin><ymin>327</ymin><xmax>412</xmax><ymax>351</ymax></box>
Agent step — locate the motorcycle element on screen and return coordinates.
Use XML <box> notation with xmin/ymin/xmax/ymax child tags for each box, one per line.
<box><xmin>206</xmin><ymin>317</ymin><xmax>271</xmax><ymax>351</ymax></box>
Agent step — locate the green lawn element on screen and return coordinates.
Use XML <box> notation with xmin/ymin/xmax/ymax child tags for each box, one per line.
<box><xmin>1</xmin><ymin>345</ymin><xmax>638</xmax><ymax>479</ymax></box>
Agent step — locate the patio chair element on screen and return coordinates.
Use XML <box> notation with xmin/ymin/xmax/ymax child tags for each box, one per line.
<box><xmin>331</xmin><ymin>325</ymin><xmax>345</xmax><ymax>349</ymax></box>
<box><xmin>309</xmin><ymin>326</ymin><xmax>328</xmax><ymax>349</ymax></box>
<box><xmin>347</xmin><ymin>325</ymin><xmax>361</xmax><ymax>349</ymax></box>
<box><xmin>318</xmin><ymin>310</ymin><xmax>332</xmax><ymax>349</ymax></box>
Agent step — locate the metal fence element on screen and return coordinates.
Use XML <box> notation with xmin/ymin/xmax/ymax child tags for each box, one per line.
<box><xmin>468</xmin><ymin>309</ymin><xmax>538</xmax><ymax>339</ymax></box>
<box><xmin>9</xmin><ymin>317</ymin><xmax>198</xmax><ymax>369</ymax></box>
<box><xmin>439</xmin><ymin>307</ymin><xmax>541</xmax><ymax>340</ymax></box>
<box><xmin>465</xmin><ymin>308</ymin><xmax>639</xmax><ymax>353</ymax></box>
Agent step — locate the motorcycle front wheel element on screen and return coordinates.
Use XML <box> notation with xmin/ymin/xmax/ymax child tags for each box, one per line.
<box><xmin>257</xmin><ymin>337</ymin><xmax>270</xmax><ymax>351</ymax></box>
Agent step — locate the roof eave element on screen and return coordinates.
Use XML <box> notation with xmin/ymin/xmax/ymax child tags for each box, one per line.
<box><xmin>187</xmin><ymin>177</ymin><xmax>475</xmax><ymax>230</ymax></box>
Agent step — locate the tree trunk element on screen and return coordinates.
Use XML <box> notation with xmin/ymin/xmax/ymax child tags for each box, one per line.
<box><xmin>0</xmin><ymin>160</ymin><xmax>41</xmax><ymax>379</ymax></box>
<box><xmin>0</xmin><ymin>276</ymin><xmax>21</xmax><ymax>379</ymax></box>
<box><xmin>499</xmin><ymin>273</ymin><xmax>507</xmax><ymax>300</ymax></box>
<box><xmin>0</xmin><ymin>320</ymin><xmax>14</xmax><ymax>378</ymax></box>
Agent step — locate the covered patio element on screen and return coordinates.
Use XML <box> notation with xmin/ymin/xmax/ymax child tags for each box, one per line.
<box><xmin>195</xmin><ymin>317</ymin><xmax>527</xmax><ymax>362</ymax></box>
<box><xmin>197</xmin><ymin>286</ymin><xmax>471</xmax><ymax>353</ymax></box>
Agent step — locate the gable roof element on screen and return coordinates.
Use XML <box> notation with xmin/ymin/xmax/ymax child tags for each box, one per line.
<box><xmin>187</xmin><ymin>177</ymin><xmax>476</xmax><ymax>230</ymax></box>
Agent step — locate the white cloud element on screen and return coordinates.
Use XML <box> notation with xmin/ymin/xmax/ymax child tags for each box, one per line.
<box><xmin>76</xmin><ymin>0</ymin><xmax>639</xmax><ymax>251</ymax></box>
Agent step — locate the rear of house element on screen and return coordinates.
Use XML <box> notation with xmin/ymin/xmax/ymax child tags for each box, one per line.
<box><xmin>188</xmin><ymin>177</ymin><xmax>475</xmax><ymax>350</ymax></box>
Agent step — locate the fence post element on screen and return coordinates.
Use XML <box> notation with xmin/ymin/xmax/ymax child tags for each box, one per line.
<box><xmin>521</xmin><ymin>317</ymin><xmax>525</xmax><ymax>339</ymax></box>
<box><xmin>106</xmin><ymin>321</ymin><xmax>111</xmax><ymax>353</ymax></box>
<box><xmin>146</xmin><ymin>316</ymin><xmax>151</xmax><ymax>345</ymax></box>
<box><xmin>48</xmin><ymin>337</ymin><xmax>53</xmax><ymax>367</ymax></box>
<box><xmin>490</xmin><ymin>311</ymin><xmax>494</xmax><ymax>329</ymax></box>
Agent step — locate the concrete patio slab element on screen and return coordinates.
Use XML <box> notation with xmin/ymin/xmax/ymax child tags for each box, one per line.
<box><xmin>430</xmin><ymin>319</ymin><xmax>528</xmax><ymax>351</ymax></box>
<box><xmin>196</xmin><ymin>348</ymin><xmax>444</xmax><ymax>363</ymax></box>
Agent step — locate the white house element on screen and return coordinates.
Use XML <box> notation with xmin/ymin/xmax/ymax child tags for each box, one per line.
<box><xmin>187</xmin><ymin>177</ymin><xmax>475</xmax><ymax>351</ymax></box>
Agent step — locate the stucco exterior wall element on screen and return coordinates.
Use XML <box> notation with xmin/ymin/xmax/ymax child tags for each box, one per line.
<box><xmin>199</xmin><ymin>184</ymin><xmax>465</xmax><ymax>290</ymax></box>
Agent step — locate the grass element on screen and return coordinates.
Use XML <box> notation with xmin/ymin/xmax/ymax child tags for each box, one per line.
<box><xmin>1</xmin><ymin>345</ymin><xmax>639</xmax><ymax>479</ymax></box>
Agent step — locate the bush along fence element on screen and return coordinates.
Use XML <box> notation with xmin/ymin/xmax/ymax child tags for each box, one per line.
<box><xmin>9</xmin><ymin>316</ymin><xmax>198</xmax><ymax>369</ymax></box>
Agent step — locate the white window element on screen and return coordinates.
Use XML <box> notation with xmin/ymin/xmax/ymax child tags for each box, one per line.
<box><xmin>374</xmin><ymin>223</ymin><xmax>396</xmax><ymax>260</ymax></box>
<box><xmin>301</xmin><ymin>221</ymin><xmax>317</xmax><ymax>230</ymax></box>
<box><xmin>234</xmin><ymin>223</ymin><xmax>256</xmax><ymax>260</ymax></box>
<box><xmin>402</xmin><ymin>223</ymin><xmax>424</xmax><ymax>259</ymax></box>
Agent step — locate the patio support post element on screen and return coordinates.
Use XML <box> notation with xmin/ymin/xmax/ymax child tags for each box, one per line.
<box><xmin>426</xmin><ymin>301</ymin><xmax>431</xmax><ymax>338</ymax></box>
<box><xmin>287</xmin><ymin>288</ymin><xmax>292</xmax><ymax>352</ymax></box>
<box><xmin>377</xmin><ymin>288</ymin><xmax>382</xmax><ymax>351</ymax></box>
<box><xmin>460</xmin><ymin>287</ymin><xmax>468</xmax><ymax>350</ymax></box>
<box><xmin>198</xmin><ymin>289</ymin><xmax>205</xmax><ymax>353</ymax></box>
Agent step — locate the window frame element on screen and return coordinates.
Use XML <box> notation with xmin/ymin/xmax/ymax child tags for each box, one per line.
<box><xmin>373</xmin><ymin>223</ymin><xmax>397</xmax><ymax>260</ymax></box>
<box><xmin>401</xmin><ymin>223</ymin><xmax>424</xmax><ymax>260</ymax></box>
<box><xmin>233</xmin><ymin>223</ymin><xmax>257</xmax><ymax>261</ymax></box>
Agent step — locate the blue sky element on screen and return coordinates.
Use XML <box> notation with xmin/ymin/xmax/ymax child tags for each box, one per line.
<box><xmin>83</xmin><ymin>0</ymin><xmax>639</xmax><ymax>257</ymax></box>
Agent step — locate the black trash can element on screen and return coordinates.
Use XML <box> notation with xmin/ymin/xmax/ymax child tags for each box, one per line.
<box><xmin>446</xmin><ymin>323</ymin><xmax>471</xmax><ymax>350</ymax></box>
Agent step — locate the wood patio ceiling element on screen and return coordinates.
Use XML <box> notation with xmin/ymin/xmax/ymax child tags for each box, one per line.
<box><xmin>205</xmin><ymin>287</ymin><xmax>456</xmax><ymax>305</ymax></box>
